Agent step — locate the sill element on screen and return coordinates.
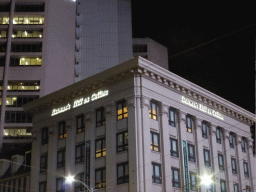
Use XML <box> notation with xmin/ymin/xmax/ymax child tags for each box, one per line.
<box><xmin>170</xmin><ymin>155</ymin><xmax>179</xmax><ymax>160</ymax></box>
<box><xmin>57</xmin><ymin>166</ymin><xmax>65</xmax><ymax>170</ymax></box>
<box><xmin>152</xmin><ymin>182</ymin><xmax>162</xmax><ymax>186</ymax></box>
<box><xmin>75</xmin><ymin>161</ymin><xmax>84</xmax><ymax>165</ymax></box>
<box><xmin>95</xmin><ymin>156</ymin><xmax>106</xmax><ymax>160</ymax></box>
<box><xmin>10</xmin><ymin>65</ymin><xmax>41</xmax><ymax>67</ymax></box>
<box><xmin>117</xmin><ymin>182</ymin><xmax>129</xmax><ymax>186</ymax></box>
<box><xmin>188</xmin><ymin>160</ymin><xmax>196</xmax><ymax>164</ymax></box>
<box><xmin>232</xmin><ymin>173</ymin><xmax>237</xmax><ymax>176</ymax></box>
<box><xmin>151</xmin><ymin>150</ymin><xmax>161</xmax><ymax>154</ymax></box>
<box><xmin>172</xmin><ymin>187</ymin><xmax>181</xmax><ymax>190</ymax></box>
<box><xmin>117</xmin><ymin>150</ymin><xmax>128</xmax><ymax>154</ymax></box>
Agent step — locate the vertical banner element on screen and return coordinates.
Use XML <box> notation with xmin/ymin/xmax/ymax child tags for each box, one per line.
<box><xmin>85</xmin><ymin>140</ymin><xmax>91</xmax><ymax>191</ymax></box>
<box><xmin>182</xmin><ymin>140</ymin><xmax>190</xmax><ymax>192</ymax></box>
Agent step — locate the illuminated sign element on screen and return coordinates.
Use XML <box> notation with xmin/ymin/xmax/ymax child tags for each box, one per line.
<box><xmin>51</xmin><ymin>90</ymin><xmax>109</xmax><ymax>116</ymax></box>
<box><xmin>181</xmin><ymin>96</ymin><xmax>224</xmax><ymax>120</ymax></box>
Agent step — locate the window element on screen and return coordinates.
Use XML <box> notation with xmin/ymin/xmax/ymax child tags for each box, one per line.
<box><xmin>202</xmin><ymin>122</ymin><xmax>208</xmax><ymax>138</ymax></box>
<box><xmin>169</xmin><ymin>109</ymin><xmax>176</xmax><ymax>126</ymax></box>
<box><xmin>4</xmin><ymin>111</ymin><xmax>32</xmax><ymax>123</ymax></box>
<box><xmin>241</xmin><ymin>138</ymin><xmax>246</xmax><ymax>152</ymax></box>
<box><xmin>1</xmin><ymin>96</ymin><xmax>39</xmax><ymax>107</ymax></box>
<box><xmin>171</xmin><ymin>168</ymin><xmax>180</xmax><ymax>187</ymax></box>
<box><xmin>0</xmin><ymin>16</ymin><xmax>9</xmax><ymax>24</ymax></box>
<box><xmin>11</xmin><ymin>43</ymin><xmax>42</xmax><ymax>52</ymax></box>
<box><xmin>74</xmin><ymin>172</ymin><xmax>84</xmax><ymax>192</ymax></box>
<box><xmin>218</xmin><ymin>154</ymin><xmax>224</xmax><ymax>171</ymax></box>
<box><xmin>0</xmin><ymin>3</ymin><xmax>10</xmax><ymax>12</ymax></box>
<box><xmin>186</xmin><ymin>116</ymin><xmax>192</xmax><ymax>133</ymax></box>
<box><xmin>170</xmin><ymin>138</ymin><xmax>179</xmax><ymax>157</ymax></box>
<box><xmin>40</xmin><ymin>154</ymin><xmax>47</xmax><ymax>173</ymax></box>
<box><xmin>152</xmin><ymin>163</ymin><xmax>161</xmax><ymax>184</ymax></box>
<box><xmin>216</xmin><ymin>128</ymin><xmax>221</xmax><ymax>144</ymax></box>
<box><xmin>203</xmin><ymin>149</ymin><xmax>211</xmax><ymax>167</ymax></box>
<box><xmin>56</xmin><ymin>178</ymin><xmax>65</xmax><ymax>192</ymax></box>
<box><xmin>95</xmin><ymin>138</ymin><xmax>106</xmax><ymax>158</ymax></box>
<box><xmin>7</xmin><ymin>81</ymin><xmax>40</xmax><ymax>92</ymax></box>
<box><xmin>220</xmin><ymin>180</ymin><xmax>226</xmax><ymax>192</ymax></box>
<box><xmin>188</xmin><ymin>144</ymin><xmax>195</xmax><ymax>162</ymax></box>
<box><xmin>117</xmin><ymin>162</ymin><xmax>129</xmax><ymax>184</ymax></box>
<box><xmin>151</xmin><ymin>132</ymin><xmax>160</xmax><ymax>152</ymax></box>
<box><xmin>76</xmin><ymin>115</ymin><xmax>84</xmax><ymax>133</ymax></box>
<box><xmin>58</xmin><ymin>122</ymin><xmax>66</xmax><ymax>139</ymax></box>
<box><xmin>133</xmin><ymin>44</ymin><xmax>147</xmax><ymax>53</ymax></box>
<box><xmin>116</xmin><ymin>131</ymin><xmax>128</xmax><ymax>152</ymax></box>
<box><xmin>3</xmin><ymin>128</ymin><xmax>32</xmax><ymax>139</ymax></box>
<box><xmin>96</xmin><ymin>108</ymin><xmax>105</xmax><ymax>127</ymax></box>
<box><xmin>15</xmin><ymin>3</ymin><xmax>45</xmax><ymax>12</ymax></box>
<box><xmin>95</xmin><ymin>168</ymin><xmax>106</xmax><ymax>189</ymax></box>
<box><xmin>244</xmin><ymin>162</ymin><xmax>249</xmax><ymax>177</ymax></box>
<box><xmin>39</xmin><ymin>182</ymin><xmax>47</xmax><ymax>192</ymax></box>
<box><xmin>231</xmin><ymin>158</ymin><xmax>237</xmax><ymax>174</ymax></box>
<box><xmin>12</xmin><ymin>30</ymin><xmax>43</xmax><ymax>39</ymax></box>
<box><xmin>42</xmin><ymin>127</ymin><xmax>48</xmax><ymax>145</ymax></box>
<box><xmin>13</xmin><ymin>16</ymin><xmax>44</xmax><ymax>24</ymax></box>
<box><xmin>233</xmin><ymin>183</ymin><xmax>239</xmax><ymax>192</ymax></box>
<box><xmin>23</xmin><ymin>177</ymin><xmax>26</xmax><ymax>192</ymax></box>
<box><xmin>190</xmin><ymin>172</ymin><xmax>197</xmax><ymax>191</ymax></box>
<box><xmin>117</xmin><ymin>100</ymin><xmax>128</xmax><ymax>120</ymax></box>
<box><xmin>75</xmin><ymin>143</ymin><xmax>85</xmax><ymax>164</ymax></box>
<box><xmin>149</xmin><ymin>101</ymin><xmax>157</xmax><ymax>120</ymax></box>
<box><xmin>246</xmin><ymin>186</ymin><xmax>251</xmax><ymax>192</ymax></box>
<box><xmin>57</xmin><ymin>149</ymin><xmax>65</xmax><ymax>168</ymax></box>
<box><xmin>229</xmin><ymin>133</ymin><xmax>235</xmax><ymax>148</ymax></box>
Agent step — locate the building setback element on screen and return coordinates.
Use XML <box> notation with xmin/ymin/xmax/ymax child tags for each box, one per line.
<box><xmin>23</xmin><ymin>57</ymin><xmax>255</xmax><ymax>192</ymax></box>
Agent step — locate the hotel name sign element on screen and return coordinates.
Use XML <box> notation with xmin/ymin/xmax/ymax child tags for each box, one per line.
<box><xmin>51</xmin><ymin>90</ymin><xmax>109</xmax><ymax>116</ymax></box>
<box><xmin>181</xmin><ymin>96</ymin><xmax>224</xmax><ymax>120</ymax></box>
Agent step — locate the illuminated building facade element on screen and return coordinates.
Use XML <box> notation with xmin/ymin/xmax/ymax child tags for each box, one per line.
<box><xmin>23</xmin><ymin>57</ymin><xmax>255</xmax><ymax>192</ymax></box>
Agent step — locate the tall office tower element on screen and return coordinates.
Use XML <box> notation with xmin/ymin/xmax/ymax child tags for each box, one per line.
<box><xmin>0</xmin><ymin>0</ymin><xmax>133</xmax><ymax>151</ymax></box>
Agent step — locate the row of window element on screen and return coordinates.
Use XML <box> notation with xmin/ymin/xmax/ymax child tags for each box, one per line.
<box><xmin>0</xmin><ymin>81</ymin><xmax>40</xmax><ymax>92</ymax></box>
<box><xmin>0</xmin><ymin>3</ymin><xmax>45</xmax><ymax>12</ymax></box>
<box><xmin>11</xmin><ymin>43</ymin><xmax>42</xmax><ymax>52</ymax></box>
<box><xmin>0</xmin><ymin>16</ymin><xmax>44</xmax><ymax>25</ymax></box>
<box><xmin>4</xmin><ymin>111</ymin><xmax>33</xmax><ymax>123</ymax></box>
<box><xmin>0</xmin><ymin>177</ymin><xmax>27</xmax><ymax>192</ymax></box>
<box><xmin>3</xmin><ymin>128</ymin><xmax>32</xmax><ymax>138</ymax></box>
<box><xmin>0</xmin><ymin>96</ymin><xmax>39</xmax><ymax>107</ymax></box>
<box><xmin>0</xmin><ymin>30</ymin><xmax>43</xmax><ymax>38</ymax></box>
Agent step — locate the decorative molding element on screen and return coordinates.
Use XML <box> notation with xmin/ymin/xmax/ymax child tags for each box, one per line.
<box><xmin>49</xmin><ymin>124</ymin><xmax>57</xmax><ymax>136</ymax></box>
<box><xmin>105</xmin><ymin>102</ymin><xmax>115</xmax><ymax>116</ymax></box>
<box><xmin>126</xmin><ymin>96</ymin><xmax>136</xmax><ymax>108</ymax></box>
<box><xmin>32</xmin><ymin>130</ymin><xmax>38</xmax><ymax>141</ymax></box>
<box><xmin>177</xmin><ymin>109</ymin><xmax>186</xmax><ymax>123</ymax></box>
<box><xmin>85</xmin><ymin>110</ymin><xmax>95</xmax><ymax>123</ymax></box>
<box><xmin>159</xmin><ymin>103</ymin><xmax>168</xmax><ymax>117</ymax></box>
<box><xmin>140</xmin><ymin>96</ymin><xmax>150</xmax><ymax>109</ymax></box>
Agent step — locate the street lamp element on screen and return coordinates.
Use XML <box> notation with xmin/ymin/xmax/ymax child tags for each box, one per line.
<box><xmin>66</xmin><ymin>175</ymin><xmax>93</xmax><ymax>192</ymax></box>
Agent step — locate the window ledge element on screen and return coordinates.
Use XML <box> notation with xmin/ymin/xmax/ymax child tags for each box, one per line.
<box><xmin>170</xmin><ymin>155</ymin><xmax>179</xmax><ymax>160</ymax></box>
<box><xmin>95</xmin><ymin>156</ymin><xmax>106</xmax><ymax>160</ymax></box>
<box><xmin>151</xmin><ymin>150</ymin><xmax>161</xmax><ymax>154</ymax></box>
<box><xmin>152</xmin><ymin>182</ymin><xmax>162</xmax><ymax>186</ymax></box>
<box><xmin>117</xmin><ymin>150</ymin><xmax>128</xmax><ymax>155</ymax></box>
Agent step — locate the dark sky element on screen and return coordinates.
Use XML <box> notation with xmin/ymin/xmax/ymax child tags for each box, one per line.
<box><xmin>131</xmin><ymin>1</ymin><xmax>255</xmax><ymax>114</ymax></box>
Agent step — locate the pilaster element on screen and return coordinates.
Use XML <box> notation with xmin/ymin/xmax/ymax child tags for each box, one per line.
<box><xmin>209</xmin><ymin>124</ymin><xmax>217</xmax><ymax>192</ymax></box>
<box><xmin>246</xmin><ymin>138</ymin><xmax>255</xmax><ymax>192</ymax></box>
<box><xmin>223</xmin><ymin>129</ymin><xmax>231</xmax><ymax>192</ymax></box>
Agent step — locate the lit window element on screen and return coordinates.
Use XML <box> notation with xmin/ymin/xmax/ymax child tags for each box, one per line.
<box><xmin>58</xmin><ymin>122</ymin><xmax>66</xmax><ymax>139</ymax></box>
<box><xmin>152</xmin><ymin>163</ymin><xmax>161</xmax><ymax>184</ymax></box>
<box><xmin>95</xmin><ymin>138</ymin><xmax>106</xmax><ymax>158</ymax></box>
<box><xmin>149</xmin><ymin>101</ymin><xmax>157</xmax><ymax>120</ymax></box>
<box><xmin>117</xmin><ymin>162</ymin><xmax>129</xmax><ymax>184</ymax></box>
<box><xmin>116</xmin><ymin>131</ymin><xmax>128</xmax><ymax>152</ymax></box>
<box><xmin>117</xmin><ymin>100</ymin><xmax>128</xmax><ymax>120</ymax></box>
<box><xmin>186</xmin><ymin>116</ymin><xmax>192</xmax><ymax>133</ymax></box>
<box><xmin>95</xmin><ymin>168</ymin><xmax>106</xmax><ymax>189</ymax></box>
<box><xmin>151</xmin><ymin>132</ymin><xmax>160</xmax><ymax>152</ymax></box>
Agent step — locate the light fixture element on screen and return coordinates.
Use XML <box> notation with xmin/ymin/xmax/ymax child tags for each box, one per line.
<box><xmin>201</xmin><ymin>175</ymin><xmax>212</xmax><ymax>186</ymax></box>
<box><xmin>66</xmin><ymin>175</ymin><xmax>75</xmax><ymax>184</ymax></box>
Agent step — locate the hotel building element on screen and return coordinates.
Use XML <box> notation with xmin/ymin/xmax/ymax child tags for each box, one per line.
<box><xmin>0</xmin><ymin>0</ymin><xmax>168</xmax><ymax>152</ymax></box>
<box><xmin>22</xmin><ymin>57</ymin><xmax>255</xmax><ymax>192</ymax></box>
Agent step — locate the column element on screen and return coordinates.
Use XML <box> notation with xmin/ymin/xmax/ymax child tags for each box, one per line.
<box><xmin>235</xmin><ymin>135</ymin><xmax>243</xmax><ymax>192</ymax></box>
<box><xmin>223</xmin><ymin>129</ymin><xmax>231</xmax><ymax>192</ymax></box>
<box><xmin>65</xmin><ymin>117</ymin><xmax>76</xmax><ymax>192</ymax></box>
<box><xmin>246</xmin><ymin>138</ymin><xmax>255</xmax><ymax>192</ymax></box>
<box><xmin>140</xmin><ymin>97</ymin><xmax>152</xmax><ymax>192</ymax></box>
<box><xmin>30</xmin><ymin>129</ymin><xmax>41</xmax><ymax>191</ymax></box>
<box><xmin>159</xmin><ymin>103</ymin><xmax>173</xmax><ymax>191</ymax></box>
<box><xmin>47</xmin><ymin>124</ymin><xmax>57</xmax><ymax>191</ymax></box>
<box><xmin>105</xmin><ymin>102</ymin><xmax>117</xmax><ymax>191</ymax></box>
<box><xmin>126</xmin><ymin>96</ymin><xmax>139</xmax><ymax>192</ymax></box>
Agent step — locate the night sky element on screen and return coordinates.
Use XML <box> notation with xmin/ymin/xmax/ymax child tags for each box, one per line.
<box><xmin>131</xmin><ymin>2</ymin><xmax>255</xmax><ymax>114</ymax></box>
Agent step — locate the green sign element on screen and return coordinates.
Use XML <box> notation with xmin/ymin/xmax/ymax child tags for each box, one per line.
<box><xmin>182</xmin><ymin>140</ymin><xmax>190</xmax><ymax>192</ymax></box>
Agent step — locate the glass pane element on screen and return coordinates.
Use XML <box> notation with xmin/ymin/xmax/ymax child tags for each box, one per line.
<box><xmin>174</xmin><ymin>170</ymin><xmax>178</xmax><ymax>181</ymax></box>
<box><xmin>96</xmin><ymin>140</ymin><xmax>101</xmax><ymax>151</ymax></box>
<box><xmin>76</xmin><ymin>146</ymin><xmax>81</xmax><ymax>158</ymax></box>
<box><xmin>118</xmin><ymin>166</ymin><xmax>123</xmax><ymax>177</ymax></box>
<box><xmin>117</xmin><ymin>134</ymin><xmax>123</xmax><ymax>146</ymax></box>
<box><xmin>152</xmin><ymin>103</ymin><xmax>157</xmax><ymax>115</ymax></box>
<box><xmin>153</xmin><ymin>134</ymin><xmax>158</xmax><ymax>145</ymax></box>
<box><xmin>170</xmin><ymin>110</ymin><xmax>174</xmax><ymax>121</ymax></box>
<box><xmin>172</xmin><ymin>140</ymin><xmax>177</xmax><ymax>151</ymax></box>
<box><xmin>97</xmin><ymin>110</ymin><xmax>101</xmax><ymax>122</ymax></box>
<box><xmin>95</xmin><ymin>171</ymin><xmax>101</xmax><ymax>182</ymax></box>
<box><xmin>205</xmin><ymin>151</ymin><xmax>209</xmax><ymax>161</ymax></box>
<box><xmin>117</xmin><ymin>103</ymin><xmax>122</xmax><ymax>115</ymax></box>
<box><xmin>124</xmin><ymin>132</ymin><xmax>128</xmax><ymax>144</ymax></box>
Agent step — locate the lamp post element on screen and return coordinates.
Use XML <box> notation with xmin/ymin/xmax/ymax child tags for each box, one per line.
<box><xmin>66</xmin><ymin>175</ymin><xmax>93</xmax><ymax>192</ymax></box>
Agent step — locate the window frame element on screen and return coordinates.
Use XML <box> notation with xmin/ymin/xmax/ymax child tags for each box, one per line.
<box><xmin>229</xmin><ymin>133</ymin><xmax>235</xmax><ymax>148</ymax></box>
<box><xmin>95</xmin><ymin>138</ymin><xmax>106</xmax><ymax>158</ymax></box>
<box><xmin>231</xmin><ymin>158</ymin><xmax>237</xmax><ymax>174</ymax></box>
<box><xmin>202</xmin><ymin>122</ymin><xmax>208</xmax><ymax>139</ymax></box>
<box><xmin>171</xmin><ymin>167</ymin><xmax>180</xmax><ymax>188</ymax></box>
<box><xmin>218</xmin><ymin>154</ymin><xmax>224</xmax><ymax>171</ymax></box>
<box><xmin>149</xmin><ymin>101</ymin><xmax>157</xmax><ymax>120</ymax></box>
<box><xmin>76</xmin><ymin>114</ymin><xmax>85</xmax><ymax>133</ymax></box>
<box><xmin>190</xmin><ymin>172</ymin><xmax>197</xmax><ymax>191</ymax></box>
<box><xmin>220</xmin><ymin>180</ymin><xmax>226</xmax><ymax>192</ymax></box>
<box><xmin>241</xmin><ymin>138</ymin><xmax>246</xmax><ymax>152</ymax></box>
<box><xmin>152</xmin><ymin>163</ymin><xmax>162</xmax><ymax>184</ymax></box>
<box><xmin>246</xmin><ymin>186</ymin><xmax>251</xmax><ymax>192</ymax></box>
<box><xmin>74</xmin><ymin>172</ymin><xmax>84</xmax><ymax>192</ymax></box>
<box><xmin>116</xmin><ymin>131</ymin><xmax>128</xmax><ymax>153</ymax></box>
<box><xmin>244</xmin><ymin>162</ymin><xmax>249</xmax><ymax>177</ymax></box>
<box><xmin>117</xmin><ymin>162</ymin><xmax>129</xmax><ymax>185</ymax></box>
<box><xmin>58</xmin><ymin>121</ymin><xmax>66</xmax><ymax>140</ymax></box>
<box><xmin>170</xmin><ymin>138</ymin><xmax>179</xmax><ymax>158</ymax></box>
<box><xmin>95</xmin><ymin>167</ymin><xmax>106</xmax><ymax>189</ymax></box>
<box><xmin>169</xmin><ymin>108</ymin><xmax>176</xmax><ymax>127</ymax></box>
<box><xmin>233</xmin><ymin>183</ymin><xmax>239</xmax><ymax>192</ymax></box>
<box><xmin>39</xmin><ymin>181</ymin><xmax>47</xmax><ymax>192</ymax></box>
<box><xmin>188</xmin><ymin>144</ymin><xmax>196</xmax><ymax>162</ymax></box>
<box><xmin>57</xmin><ymin>149</ymin><xmax>65</xmax><ymax>169</ymax></box>
<box><xmin>216</xmin><ymin>127</ymin><xmax>222</xmax><ymax>144</ymax></box>
<box><xmin>186</xmin><ymin>116</ymin><xmax>192</xmax><ymax>133</ymax></box>
<box><xmin>40</xmin><ymin>154</ymin><xmax>47</xmax><ymax>173</ymax></box>
<box><xmin>203</xmin><ymin>149</ymin><xmax>211</xmax><ymax>167</ymax></box>
<box><xmin>150</xmin><ymin>132</ymin><xmax>160</xmax><ymax>152</ymax></box>
<box><xmin>56</xmin><ymin>178</ymin><xmax>65</xmax><ymax>192</ymax></box>
<box><xmin>96</xmin><ymin>107</ymin><xmax>106</xmax><ymax>127</ymax></box>
<box><xmin>75</xmin><ymin>143</ymin><xmax>85</xmax><ymax>164</ymax></box>
<box><xmin>117</xmin><ymin>100</ymin><xmax>128</xmax><ymax>120</ymax></box>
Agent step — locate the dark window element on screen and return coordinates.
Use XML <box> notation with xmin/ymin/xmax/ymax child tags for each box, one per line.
<box><xmin>220</xmin><ymin>180</ymin><xmax>226</xmax><ymax>192</ymax></box>
<box><xmin>23</xmin><ymin>177</ymin><xmax>26</xmax><ymax>192</ymax></box>
<box><xmin>233</xmin><ymin>183</ymin><xmax>239</xmax><ymax>192</ymax></box>
<box><xmin>231</xmin><ymin>158</ymin><xmax>237</xmax><ymax>174</ymax></box>
<box><xmin>95</xmin><ymin>138</ymin><xmax>106</xmax><ymax>158</ymax></box>
<box><xmin>96</xmin><ymin>108</ymin><xmax>105</xmax><ymax>127</ymax></box>
<box><xmin>229</xmin><ymin>133</ymin><xmax>235</xmax><ymax>148</ymax></box>
<box><xmin>42</xmin><ymin>127</ymin><xmax>48</xmax><ymax>145</ymax></box>
<box><xmin>56</xmin><ymin>178</ymin><xmax>65</xmax><ymax>192</ymax></box>
<box><xmin>246</xmin><ymin>186</ymin><xmax>251</xmax><ymax>192</ymax></box>
<box><xmin>241</xmin><ymin>138</ymin><xmax>246</xmax><ymax>152</ymax></box>
<box><xmin>188</xmin><ymin>144</ymin><xmax>195</xmax><ymax>162</ymax></box>
<box><xmin>11</xmin><ymin>43</ymin><xmax>42</xmax><ymax>52</ymax></box>
<box><xmin>190</xmin><ymin>172</ymin><xmax>197</xmax><ymax>191</ymax></box>
<box><xmin>172</xmin><ymin>168</ymin><xmax>180</xmax><ymax>187</ymax></box>
<box><xmin>133</xmin><ymin>44</ymin><xmax>147</xmax><ymax>53</ymax></box>
<box><xmin>116</xmin><ymin>131</ymin><xmax>128</xmax><ymax>152</ymax></box>
<box><xmin>216</xmin><ymin>128</ymin><xmax>222</xmax><ymax>144</ymax></box>
<box><xmin>244</xmin><ymin>162</ymin><xmax>249</xmax><ymax>177</ymax></box>
<box><xmin>76</xmin><ymin>114</ymin><xmax>84</xmax><ymax>133</ymax></box>
<box><xmin>0</xmin><ymin>3</ymin><xmax>10</xmax><ymax>12</ymax></box>
<box><xmin>40</xmin><ymin>154</ymin><xmax>47</xmax><ymax>173</ymax></box>
<box><xmin>186</xmin><ymin>116</ymin><xmax>192</xmax><ymax>133</ymax></box>
<box><xmin>95</xmin><ymin>168</ymin><xmax>106</xmax><ymax>189</ymax></box>
<box><xmin>18</xmin><ymin>179</ymin><xmax>21</xmax><ymax>192</ymax></box>
<box><xmin>151</xmin><ymin>132</ymin><xmax>160</xmax><ymax>152</ymax></box>
<box><xmin>204</xmin><ymin>149</ymin><xmax>211</xmax><ymax>167</ymax></box>
<box><xmin>58</xmin><ymin>122</ymin><xmax>66</xmax><ymax>139</ymax></box>
<box><xmin>75</xmin><ymin>143</ymin><xmax>85</xmax><ymax>164</ymax></box>
<box><xmin>170</xmin><ymin>138</ymin><xmax>178</xmax><ymax>158</ymax></box>
<box><xmin>4</xmin><ymin>111</ymin><xmax>32</xmax><ymax>123</ymax></box>
<box><xmin>152</xmin><ymin>163</ymin><xmax>161</xmax><ymax>184</ymax></box>
<box><xmin>117</xmin><ymin>162</ymin><xmax>129</xmax><ymax>184</ymax></box>
<box><xmin>15</xmin><ymin>3</ymin><xmax>45</xmax><ymax>12</ymax></box>
<box><xmin>169</xmin><ymin>109</ymin><xmax>176</xmax><ymax>126</ymax></box>
<box><xmin>202</xmin><ymin>122</ymin><xmax>208</xmax><ymax>138</ymax></box>
<box><xmin>74</xmin><ymin>172</ymin><xmax>84</xmax><ymax>192</ymax></box>
<box><xmin>57</xmin><ymin>149</ymin><xmax>65</xmax><ymax>168</ymax></box>
<box><xmin>39</xmin><ymin>182</ymin><xmax>47</xmax><ymax>192</ymax></box>
<box><xmin>149</xmin><ymin>101</ymin><xmax>157</xmax><ymax>120</ymax></box>
<box><xmin>218</xmin><ymin>154</ymin><xmax>224</xmax><ymax>171</ymax></box>
<box><xmin>117</xmin><ymin>100</ymin><xmax>128</xmax><ymax>120</ymax></box>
